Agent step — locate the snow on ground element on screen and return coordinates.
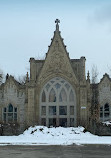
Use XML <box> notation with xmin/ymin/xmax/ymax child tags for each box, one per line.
<box><xmin>103</xmin><ymin>121</ymin><xmax>111</xmax><ymax>125</ymax></box>
<box><xmin>0</xmin><ymin>126</ymin><xmax>111</xmax><ymax>145</ymax></box>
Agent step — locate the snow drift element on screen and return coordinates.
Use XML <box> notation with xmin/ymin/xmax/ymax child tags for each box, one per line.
<box><xmin>0</xmin><ymin>126</ymin><xmax>111</xmax><ymax>145</ymax></box>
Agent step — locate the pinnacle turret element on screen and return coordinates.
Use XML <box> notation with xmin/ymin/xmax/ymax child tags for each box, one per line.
<box><xmin>87</xmin><ymin>71</ymin><xmax>90</xmax><ymax>82</ymax></box>
<box><xmin>26</xmin><ymin>72</ymin><xmax>29</xmax><ymax>83</ymax></box>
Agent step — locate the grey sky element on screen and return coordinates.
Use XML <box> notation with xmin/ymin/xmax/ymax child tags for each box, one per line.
<box><xmin>0</xmin><ymin>0</ymin><xmax>111</xmax><ymax>81</ymax></box>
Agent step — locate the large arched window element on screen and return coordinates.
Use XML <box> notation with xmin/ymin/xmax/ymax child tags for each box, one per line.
<box><xmin>40</xmin><ymin>77</ymin><xmax>76</xmax><ymax>127</ymax></box>
<box><xmin>3</xmin><ymin>104</ymin><xmax>17</xmax><ymax>123</ymax></box>
<box><xmin>100</xmin><ymin>103</ymin><xmax>110</xmax><ymax>121</ymax></box>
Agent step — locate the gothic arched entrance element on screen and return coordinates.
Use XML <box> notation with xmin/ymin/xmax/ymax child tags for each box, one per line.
<box><xmin>40</xmin><ymin>77</ymin><xmax>76</xmax><ymax>127</ymax></box>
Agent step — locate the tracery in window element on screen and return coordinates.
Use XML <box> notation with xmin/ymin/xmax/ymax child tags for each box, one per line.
<box><xmin>46</xmin><ymin>84</ymin><xmax>50</xmax><ymax>91</ymax></box>
<box><xmin>65</xmin><ymin>83</ymin><xmax>70</xmax><ymax>90</ymax></box>
<box><xmin>49</xmin><ymin>88</ymin><xmax>56</xmax><ymax>102</ymax></box>
<box><xmin>59</xmin><ymin>88</ymin><xmax>67</xmax><ymax>102</ymax></box>
<box><xmin>42</xmin><ymin>90</ymin><xmax>46</xmax><ymax>102</ymax></box>
<box><xmin>69</xmin><ymin>90</ymin><xmax>74</xmax><ymax>101</ymax></box>
<box><xmin>40</xmin><ymin>77</ymin><xmax>76</xmax><ymax>127</ymax></box>
<box><xmin>55</xmin><ymin>83</ymin><xmax>61</xmax><ymax>89</ymax></box>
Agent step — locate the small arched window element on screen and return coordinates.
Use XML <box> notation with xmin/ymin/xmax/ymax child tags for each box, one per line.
<box><xmin>104</xmin><ymin>103</ymin><xmax>110</xmax><ymax>118</ymax></box>
<box><xmin>3</xmin><ymin>104</ymin><xmax>17</xmax><ymax>123</ymax></box>
<box><xmin>8</xmin><ymin>104</ymin><xmax>13</xmax><ymax>112</ymax></box>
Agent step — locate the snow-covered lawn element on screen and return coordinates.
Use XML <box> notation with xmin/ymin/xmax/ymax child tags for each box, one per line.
<box><xmin>103</xmin><ymin>121</ymin><xmax>111</xmax><ymax>125</ymax></box>
<box><xmin>0</xmin><ymin>126</ymin><xmax>111</xmax><ymax>145</ymax></box>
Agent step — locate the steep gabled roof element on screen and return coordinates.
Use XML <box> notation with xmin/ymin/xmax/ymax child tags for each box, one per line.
<box><xmin>99</xmin><ymin>73</ymin><xmax>111</xmax><ymax>84</ymax></box>
<box><xmin>0</xmin><ymin>75</ymin><xmax>25</xmax><ymax>90</ymax></box>
<box><xmin>47</xmin><ymin>19</ymin><xmax>68</xmax><ymax>56</ymax></box>
<box><xmin>38</xmin><ymin>19</ymin><xmax>78</xmax><ymax>85</ymax></box>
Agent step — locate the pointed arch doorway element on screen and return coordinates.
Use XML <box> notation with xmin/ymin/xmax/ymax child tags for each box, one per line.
<box><xmin>40</xmin><ymin>77</ymin><xmax>76</xmax><ymax>127</ymax></box>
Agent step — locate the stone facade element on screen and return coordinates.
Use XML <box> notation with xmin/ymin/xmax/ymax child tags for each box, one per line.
<box><xmin>0</xmin><ymin>75</ymin><xmax>25</xmax><ymax>135</ymax></box>
<box><xmin>0</xmin><ymin>19</ymin><xmax>111</xmax><ymax>135</ymax></box>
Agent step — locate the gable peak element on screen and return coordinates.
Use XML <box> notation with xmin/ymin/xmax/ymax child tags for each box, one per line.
<box><xmin>100</xmin><ymin>73</ymin><xmax>111</xmax><ymax>84</ymax></box>
<box><xmin>47</xmin><ymin>19</ymin><xmax>68</xmax><ymax>54</ymax></box>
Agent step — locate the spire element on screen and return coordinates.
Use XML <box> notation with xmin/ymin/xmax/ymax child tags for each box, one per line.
<box><xmin>48</xmin><ymin>19</ymin><xmax>67</xmax><ymax>53</ymax></box>
<box><xmin>55</xmin><ymin>19</ymin><xmax>60</xmax><ymax>31</ymax></box>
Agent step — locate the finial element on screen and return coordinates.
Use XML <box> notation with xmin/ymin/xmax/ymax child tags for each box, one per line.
<box><xmin>26</xmin><ymin>72</ymin><xmax>29</xmax><ymax>83</ymax></box>
<box><xmin>55</xmin><ymin>19</ymin><xmax>60</xmax><ymax>31</ymax></box>
<box><xmin>6</xmin><ymin>73</ymin><xmax>9</xmax><ymax>80</ymax></box>
<box><xmin>87</xmin><ymin>71</ymin><xmax>90</xmax><ymax>81</ymax></box>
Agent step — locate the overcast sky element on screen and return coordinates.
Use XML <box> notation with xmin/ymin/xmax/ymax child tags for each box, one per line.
<box><xmin>0</xmin><ymin>0</ymin><xmax>111</xmax><ymax>81</ymax></box>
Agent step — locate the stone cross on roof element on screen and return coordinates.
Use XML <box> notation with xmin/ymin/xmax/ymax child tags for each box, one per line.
<box><xmin>55</xmin><ymin>19</ymin><xmax>60</xmax><ymax>24</ymax></box>
<box><xmin>55</xmin><ymin>19</ymin><xmax>60</xmax><ymax>31</ymax></box>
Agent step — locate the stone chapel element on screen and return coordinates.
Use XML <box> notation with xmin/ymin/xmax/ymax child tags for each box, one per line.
<box><xmin>0</xmin><ymin>19</ymin><xmax>111</xmax><ymax>135</ymax></box>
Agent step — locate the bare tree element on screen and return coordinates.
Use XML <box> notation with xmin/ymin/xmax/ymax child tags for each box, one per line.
<box><xmin>90</xmin><ymin>65</ymin><xmax>99</xmax><ymax>130</ymax></box>
<box><xmin>17</xmin><ymin>75</ymin><xmax>26</xmax><ymax>84</ymax></box>
<box><xmin>35</xmin><ymin>54</ymin><xmax>45</xmax><ymax>60</ymax></box>
<box><xmin>0</xmin><ymin>69</ymin><xmax>3</xmax><ymax>85</ymax></box>
<box><xmin>91</xmin><ymin>64</ymin><xmax>99</xmax><ymax>84</ymax></box>
<box><xmin>0</xmin><ymin>74</ymin><xmax>2</xmax><ymax>84</ymax></box>
<box><xmin>107</xmin><ymin>65</ymin><xmax>111</xmax><ymax>78</ymax></box>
